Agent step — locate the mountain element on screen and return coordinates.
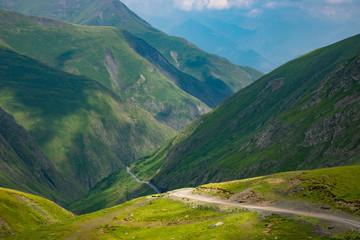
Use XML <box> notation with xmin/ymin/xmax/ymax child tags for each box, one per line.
<box><xmin>2</xmin><ymin>166</ymin><xmax>359</xmax><ymax>239</ymax></box>
<box><xmin>0</xmin><ymin>0</ymin><xmax>263</xmax><ymax>109</ymax></box>
<box><xmin>0</xmin><ymin>9</ymin><xmax>213</xmax><ymax>130</ymax></box>
<box><xmin>0</xmin><ymin>106</ymin><xmax>80</xmax><ymax>203</ymax></box>
<box><xmin>168</xmin><ymin>19</ymin><xmax>276</xmax><ymax>73</ymax></box>
<box><xmin>0</xmin><ymin>44</ymin><xmax>175</xmax><ymax>199</ymax></box>
<box><xmin>0</xmin><ymin>187</ymin><xmax>74</xmax><ymax>238</ymax></box>
<box><xmin>128</xmin><ymin>33</ymin><xmax>360</xmax><ymax>192</ymax></box>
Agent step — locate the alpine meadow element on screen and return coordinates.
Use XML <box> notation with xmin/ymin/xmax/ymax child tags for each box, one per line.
<box><xmin>0</xmin><ymin>0</ymin><xmax>359</xmax><ymax>239</ymax></box>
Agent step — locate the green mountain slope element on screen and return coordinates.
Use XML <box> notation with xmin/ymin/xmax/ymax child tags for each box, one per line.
<box><xmin>4</xmin><ymin>166</ymin><xmax>360</xmax><ymax>239</ymax></box>
<box><xmin>0</xmin><ymin>187</ymin><xmax>74</xmax><ymax>238</ymax></box>
<box><xmin>0</xmin><ymin>106</ymin><xmax>80</xmax><ymax>203</ymax></box>
<box><xmin>131</xmin><ymin>34</ymin><xmax>360</xmax><ymax>191</ymax></box>
<box><xmin>0</xmin><ymin>9</ymin><xmax>210</xmax><ymax>130</ymax></box>
<box><xmin>0</xmin><ymin>45</ymin><xmax>175</xmax><ymax>196</ymax></box>
<box><xmin>0</xmin><ymin>0</ymin><xmax>263</xmax><ymax>108</ymax></box>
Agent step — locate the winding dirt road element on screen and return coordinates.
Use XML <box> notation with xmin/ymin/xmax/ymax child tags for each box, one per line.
<box><xmin>170</xmin><ymin>188</ymin><xmax>360</xmax><ymax>230</ymax></box>
<box><xmin>126</xmin><ymin>167</ymin><xmax>160</xmax><ymax>193</ymax></box>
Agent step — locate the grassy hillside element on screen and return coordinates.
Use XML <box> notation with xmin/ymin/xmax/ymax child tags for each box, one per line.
<box><xmin>0</xmin><ymin>45</ymin><xmax>175</xmax><ymax>197</ymax></box>
<box><xmin>0</xmin><ymin>0</ymin><xmax>263</xmax><ymax>108</ymax></box>
<box><xmin>0</xmin><ymin>9</ymin><xmax>210</xmax><ymax>130</ymax></box>
<box><xmin>0</xmin><ymin>187</ymin><xmax>74</xmax><ymax>238</ymax></box>
<box><xmin>130</xmin><ymin>33</ymin><xmax>360</xmax><ymax>191</ymax></box>
<box><xmin>0</xmin><ymin>106</ymin><xmax>81</xmax><ymax>203</ymax></box>
<box><xmin>195</xmin><ymin>165</ymin><xmax>360</xmax><ymax>216</ymax></box>
<box><xmin>5</xmin><ymin>167</ymin><xmax>360</xmax><ymax>239</ymax></box>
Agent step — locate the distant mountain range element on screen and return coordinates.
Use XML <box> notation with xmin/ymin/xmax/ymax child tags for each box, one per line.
<box><xmin>168</xmin><ymin>19</ymin><xmax>277</xmax><ymax>73</ymax></box>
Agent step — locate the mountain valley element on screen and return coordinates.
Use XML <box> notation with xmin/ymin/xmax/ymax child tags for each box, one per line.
<box><xmin>0</xmin><ymin>0</ymin><xmax>359</xmax><ymax>239</ymax></box>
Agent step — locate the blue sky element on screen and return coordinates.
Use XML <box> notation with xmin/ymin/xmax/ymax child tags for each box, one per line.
<box><xmin>122</xmin><ymin>0</ymin><xmax>360</xmax><ymax>71</ymax></box>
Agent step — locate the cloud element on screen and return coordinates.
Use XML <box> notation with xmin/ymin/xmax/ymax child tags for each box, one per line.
<box><xmin>208</xmin><ymin>0</ymin><xmax>230</xmax><ymax>9</ymax></box>
<box><xmin>174</xmin><ymin>0</ymin><xmax>253</xmax><ymax>10</ymax></box>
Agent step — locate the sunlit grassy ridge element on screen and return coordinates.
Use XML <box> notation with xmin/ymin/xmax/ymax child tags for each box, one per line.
<box><xmin>0</xmin><ymin>187</ymin><xmax>74</xmax><ymax>238</ymax></box>
<box><xmin>196</xmin><ymin>165</ymin><xmax>360</xmax><ymax>216</ymax></box>
<box><xmin>133</xmin><ymin>33</ymin><xmax>360</xmax><ymax>192</ymax></box>
<box><xmin>0</xmin><ymin>8</ymin><xmax>210</xmax><ymax>130</ymax></box>
<box><xmin>0</xmin><ymin>46</ymin><xmax>175</xmax><ymax>199</ymax></box>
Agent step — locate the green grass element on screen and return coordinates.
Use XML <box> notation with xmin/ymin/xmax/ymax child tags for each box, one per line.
<box><xmin>196</xmin><ymin>166</ymin><xmax>360</xmax><ymax>216</ymax></box>
<box><xmin>7</xmin><ymin>191</ymin><xmax>358</xmax><ymax>239</ymax></box>
<box><xmin>0</xmin><ymin>187</ymin><xmax>74</xmax><ymax>238</ymax></box>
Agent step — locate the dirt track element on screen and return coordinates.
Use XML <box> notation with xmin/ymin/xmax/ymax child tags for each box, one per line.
<box><xmin>126</xmin><ymin>167</ymin><xmax>160</xmax><ymax>193</ymax></box>
<box><xmin>170</xmin><ymin>188</ymin><xmax>360</xmax><ymax>230</ymax></box>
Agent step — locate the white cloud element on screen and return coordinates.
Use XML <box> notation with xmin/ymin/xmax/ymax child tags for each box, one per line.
<box><xmin>208</xmin><ymin>0</ymin><xmax>230</xmax><ymax>9</ymax></box>
<box><xmin>174</xmin><ymin>0</ymin><xmax>253</xmax><ymax>10</ymax></box>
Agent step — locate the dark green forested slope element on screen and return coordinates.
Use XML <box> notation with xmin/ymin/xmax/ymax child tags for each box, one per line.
<box><xmin>0</xmin><ymin>9</ymin><xmax>211</xmax><ymax>130</ymax></box>
<box><xmin>132</xmin><ymin>33</ymin><xmax>360</xmax><ymax>191</ymax></box>
<box><xmin>0</xmin><ymin>46</ymin><xmax>175</xmax><ymax>199</ymax></box>
<box><xmin>0</xmin><ymin>0</ymin><xmax>263</xmax><ymax>109</ymax></box>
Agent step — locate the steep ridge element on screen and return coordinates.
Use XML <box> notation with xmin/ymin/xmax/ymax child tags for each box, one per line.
<box><xmin>0</xmin><ymin>0</ymin><xmax>263</xmax><ymax>108</ymax></box>
<box><xmin>121</xmin><ymin>30</ymin><xmax>232</xmax><ymax>108</ymax></box>
<box><xmin>0</xmin><ymin>107</ymin><xmax>80</xmax><ymax>203</ymax></box>
<box><xmin>131</xmin><ymin>34</ymin><xmax>360</xmax><ymax>191</ymax></box>
<box><xmin>0</xmin><ymin>9</ymin><xmax>210</xmax><ymax>130</ymax></box>
<box><xmin>0</xmin><ymin>46</ymin><xmax>175</xmax><ymax>195</ymax></box>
